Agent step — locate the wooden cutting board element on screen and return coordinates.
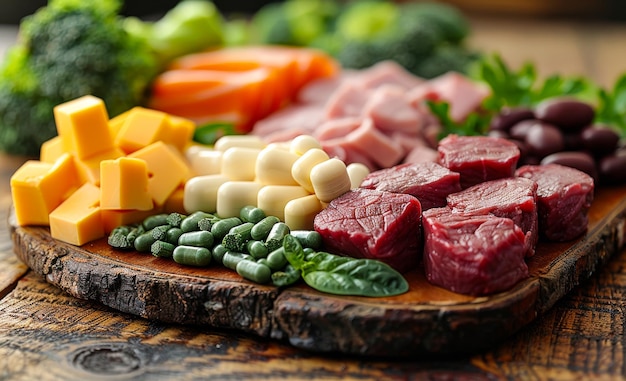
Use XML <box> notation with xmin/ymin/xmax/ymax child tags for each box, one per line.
<box><xmin>9</xmin><ymin>185</ymin><xmax>626</xmax><ymax>357</ymax></box>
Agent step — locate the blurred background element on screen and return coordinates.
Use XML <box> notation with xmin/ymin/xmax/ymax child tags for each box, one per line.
<box><xmin>2</xmin><ymin>0</ymin><xmax>626</xmax><ymax>24</ymax></box>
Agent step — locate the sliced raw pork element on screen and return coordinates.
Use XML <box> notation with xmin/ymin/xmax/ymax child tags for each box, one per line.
<box><xmin>446</xmin><ymin>177</ymin><xmax>538</xmax><ymax>256</ymax></box>
<box><xmin>516</xmin><ymin>163</ymin><xmax>594</xmax><ymax>241</ymax></box>
<box><xmin>313</xmin><ymin>188</ymin><xmax>422</xmax><ymax>273</ymax></box>
<box><xmin>423</xmin><ymin>207</ymin><xmax>529</xmax><ymax>296</ymax></box>
<box><xmin>360</xmin><ymin>161</ymin><xmax>461</xmax><ymax>210</ymax></box>
<box><xmin>438</xmin><ymin>135</ymin><xmax>521</xmax><ymax>189</ymax></box>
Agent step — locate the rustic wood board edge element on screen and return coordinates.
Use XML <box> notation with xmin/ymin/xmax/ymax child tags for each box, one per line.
<box><xmin>8</xmin><ymin>187</ymin><xmax>626</xmax><ymax>357</ymax></box>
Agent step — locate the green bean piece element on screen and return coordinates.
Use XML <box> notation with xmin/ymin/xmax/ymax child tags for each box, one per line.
<box><xmin>222</xmin><ymin>222</ymin><xmax>254</xmax><ymax>251</ymax></box>
<box><xmin>151</xmin><ymin>240</ymin><xmax>176</xmax><ymax>258</ymax></box>
<box><xmin>126</xmin><ymin>226</ymin><xmax>144</xmax><ymax>246</ymax></box>
<box><xmin>197</xmin><ymin>217</ymin><xmax>214</xmax><ymax>231</ymax></box>
<box><xmin>290</xmin><ymin>230</ymin><xmax>323</xmax><ymax>250</ymax></box>
<box><xmin>173</xmin><ymin>245</ymin><xmax>212</xmax><ymax>267</ymax></box>
<box><xmin>178</xmin><ymin>230</ymin><xmax>214</xmax><ymax>248</ymax></box>
<box><xmin>181</xmin><ymin>211</ymin><xmax>214</xmax><ymax>232</ymax></box>
<box><xmin>265</xmin><ymin>222</ymin><xmax>290</xmax><ymax>252</ymax></box>
<box><xmin>151</xmin><ymin>225</ymin><xmax>170</xmax><ymax>241</ymax></box>
<box><xmin>142</xmin><ymin>213</ymin><xmax>170</xmax><ymax>230</ymax></box>
<box><xmin>134</xmin><ymin>230</ymin><xmax>158</xmax><ymax>252</ymax></box>
<box><xmin>211</xmin><ymin>217</ymin><xmax>243</xmax><ymax>242</ymax></box>
<box><xmin>239</xmin><ymin>205</ymin><xmax>266</xmax><ymax>223</ymax></box>
<box><xmin>265</xmin><ymin>247</ymin><xmax>288</xmax><ymax>271</ymax></box>
<box><xmin>166</xmin><ymin>212</ymin><xmax>186</xmax><ymax>227</ymax></box>
<box><xmin>250</xmin><ymin>216</ymin><xmax>280</xmax><ymax>240</ymax></box>
<box><xmin>236</xmin><ymin>260</ymin><xmax>272</xmax><ymax>284</ymax></box>
<box><xmin>211</xmin><ymin>244</ymin><xmax>228</xmax><ymax>264</ymax></box>
<box><xmin>165</xmin><ymin>227</ymin><xmax>184</xmax><ymax>245</ymax></box>
<box><xmin>108</xmin><ymin>231</ymin><xmax>132</xmax><ymax>250</ymax></box>
<box><xmin>246</xmin><ymin>240</ymin><xmax>268</xmax><ymax>259</ymax></box>
<box><xmin>222</xmin><ymin>251</ymin><xmax>251</xmax><ymax>271</ymax></box>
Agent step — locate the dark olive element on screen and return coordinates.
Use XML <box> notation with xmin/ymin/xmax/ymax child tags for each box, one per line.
<box><xmin>541</xmin><ymin>151</ymin><xmax>598</xmax><ymax>181</ymax></box>
<box><xmin>490</xmin><ymin>107</ymin><xmax>535</xmax><ymax>132</ymax></box>
<box><xmin>599</xmin><ymin>153</ymin><xmax>626</xmax><ymax>185</ymax></box>
<box><xmin>509</xmin><ymin>119</ymin><xmax>538</xmax><ymax>140</ymax></box>
<box><xmin>581</xmin><ymin>125</ymin><xmax>620</xmax><ymax>154</ymax></box>
<box><xmin>535</xmin><ymin>98</ymin><xmax>595</xmax><ymax>131</ymax></box>
<box><xmin>525</xmin><ymin>122</ymin><xmax>564</xmax><ymax>158</ymax></box>
<box><xmin>562</xmin><ymin>132</ymin><xmax>584</xmax><ymax>150</ymax></box>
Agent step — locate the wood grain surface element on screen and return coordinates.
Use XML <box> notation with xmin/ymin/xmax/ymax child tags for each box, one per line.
<box><xmin>2</xmin><ymin>14</ymin><xmax>626</xmax><ymax>380</ymax></box>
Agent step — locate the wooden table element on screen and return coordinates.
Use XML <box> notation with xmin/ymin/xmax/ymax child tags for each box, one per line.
<box><xmin>2</xmin><ymin>15</ymin><xmax>626</xmax><ymax>380</ymax></box>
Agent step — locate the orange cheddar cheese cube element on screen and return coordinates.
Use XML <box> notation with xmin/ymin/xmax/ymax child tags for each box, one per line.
<box><xmin>49</xmin><ymin>182</ymin><xmax>104</xmax><ymax>245</ymax></box>
<box><xmin>74</xmin><ymin>147</ymin><xmax>126</xmax><ymax>186</ymax></box>
<box><xmin>53</xmin><ymin>95</ymin><xmax>115</xmax><ymax>160</ymax></box>
<box><xmin>162</xmin><ymin>186</ymin><xmax>186</xmax><ymax>214</ymax></box>
<box><xmin>165</xmin><ymin>115</ymin><xmax>196</xmax><ymax>153</ymax></box>
<box><xmin>40</xmin><ymin>136</ymin><xmax>66</xmax><ymax>164</ymax></box>
<box><xmin>108</xmin><ymin>109</ymin><xmax>132</xmax><ymax>139</ymax></box>
<box><xmin>129</xmin><ymin>141</ymin><xmax>192</xmax><ymax>206</ymax></box>
<box><xmin>10</xmin><ymin>153</ymin><xmax>80</xmax><ymax>226</ymax></box>
<box><xmin>100</xmin><ymin>157</ymin><xmax>153</xmax><ymax>211</ymax></box>
<box><xmin>115</xmin><ymin>107</ymin><xmax>171</xmax><ymax>154</ymax></box>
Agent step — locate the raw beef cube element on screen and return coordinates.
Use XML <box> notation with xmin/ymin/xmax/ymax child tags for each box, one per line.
<box><xmin>360</xmin><ymin>161</ymin><xmax>461</xmax><ymax>210</ymax></box>
<box><xmin>313</xmin><ymin>188</ymin><xmax>422</xmax><ymax>273</ymax></box>
<box><xmin>438</xmin><ymin>134</ymin><xmax>520</xmax><ymax>189</ymax></box>
<box><xmin>423</xmin><ymin>207</ymin><xmax>529</xmax><ymax>296</ymax></box>
<box><xmin>446</xmin><ymin>177</ymin><xmax>538</xmax><ymax>256</ymax></box>
<box><xmin>516</xmin><ymin>163</ymin><xmax>594</xmax><ymax>241</ymax></box>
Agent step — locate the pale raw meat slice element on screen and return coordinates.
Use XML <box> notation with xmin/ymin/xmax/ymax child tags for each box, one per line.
<box><xmin>251</xmin><ymin>103</ymin><xmax>324</xmax><ymax>137</ymax></box>
<box><xmin>321</xmin><ymin>139</ymin><xmax>377</xmax><ymax>171</ymax></box>
<box><xmin>343</xmin><ymin>117</ymin><xmax>404</xmax><ymax>169</ymax></box>
<box><xmin>516</xmin><ymin>163</ymin><xmax>594</xmax><ymax>241</ymax></box>
<box><xmin>324</xmin><ymin>80</ymin><xmax>373</xmax><ymax>119</ymax></box>
<box><xmin>296</xmin><ymin>70</ymin><xmax>359</xmax><ymax>104</ymax></box>
<box><xmin>360</xmin><ymin>161</ymin><xmax>461</xmax><ymax>210</ymax></box>
<box><xmin>313</xmin><ymin>188</ymin><xmax>423</xmax><ymax>272</ymax></box>
<box><xmin>358</xmin><ymin>60</ymin><xmax>425</xmax><ymax>90</ymax></box>
<box><xmin>408</xmin><ymin>71</ymin><xmax>490</xmax><ymax>122</ymax></box>
<box><xmin>313</xmin><ymin>117</ymin><xmax>361</xmax><ymax>141</ymax></box>
<box><xmin>403</xmin><ymin>145</ymin><xmax>439</xmax><ymax>165</ymax></box>
<box><xmin>423</xmin><ymin>206</ymin><xmax>529</xmax><ymax>296</ymax></box>
<box><xmin>438</xmin><ymin>134</ymin><xmax>521</xmax><ymax>189</ymax></box>
<box><xmin>361</xmin><ymin>85</ymin><xmax>424</xmax><ymax>134</ymax></box>
<box><xmin>446</xmin><ymin>177</ymin><xmax>539</xmax><ymax>256</ymax></box>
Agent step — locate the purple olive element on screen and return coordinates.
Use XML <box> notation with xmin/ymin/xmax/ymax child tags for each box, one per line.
<box><xmin>599</xmin><ymin>153</ymin><xmax>626</xmax><ymax>185</ymax></box>
<box><xmin>509</xmin><ymin>119</ymin><xmax>539</xmax><ymax>140</ymax></box>
<box><xmin>490</xmin><ymin>107</ymin><xmax>535</xmax><ymax>132</ymax></box>
<box><xmin>541</xmin><ymin>151</ymin><xmax>598</xmax><ymax>181</ymax></box>
<box><xmin>535</xmin><ymin>98</ymin><xmax>595</xmax><ymax>131</ymax></box>
<box><xmin>525</xmin><ymin>122</ymin><xmax>564</xmax><ymax>158</ymax></box>
<box><xmin>581</xmin><ymin>125</ymin><xmax>620</xmax><ymax>154</ymax></box>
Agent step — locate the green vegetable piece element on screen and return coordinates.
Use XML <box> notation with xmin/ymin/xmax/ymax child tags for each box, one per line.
<box><xmin>246</xmin><ymin>240</ymin><xmax>269</xmax><ymax>259</ymax></box>
<box><xmin>239</xmin><ymin>205</ymin><xmax>266</xmax><ymax>223</ymax></box>
<box><xmin>126</xmin><ymin>226</ymin><xmax>144</xmax><ymax>246</ymax></box>
<box><xmin>151</xmin><ymin>225</ymin><xmax>170</xmax><ymax>241</ymax></box>
<box><xmin>143</xmin><ymin>213</ymin><xmax>170</xmax><ymax>230</ymax></box>
<box><xmin>335</xmin><ymin>1</ymin><xmax>399</xmax><ymax>42</ymax></box>
<box><xmin>265</xmin><ymin>222</ymin><xmax>290</xmax><ymax>252</ymax></box>
<box><xmin>211</xmin><ymin>244</ymin><xmax>228</xmax><ymax>264</ymax></box>
<box><xmin>192</xmin><ymin>122</ymin><xmax>237</xmax><ymax>146</ymax></box>
<box><xmin>166</xmin><ymin>212</ymin><xmax>186</xmax><ymax>228</ymax></box>
<box><xmin>178</xmin><ymin>230</ymin><xmax>214</xmax><ymax>248</ymax></box>
<box><xmin>211</xmin><ymin>217</ymin><xmax>243</xmax><ymax>241</ymax></box>
<box><xmin>222</xmin><ymin>222</ymin><xmax>254</xmax><ymax>251</ymax></box>
<box><xmin>134</xmin><ymin>230</ymin><xmax>158</xmax><ymax>252</ymax></box>
<box><xmin>165</xmin><ymin>227</ymin><xmax>184</xmax><ymax>245</ymax></box>
<box><xmin>271</xmin><ymin>264</ymin><xmax>301</xmax><ymax>287</ymax></box>
<box><xmin>289</xmin><ymin>230</ymin><xmax>323</xmax><ymax>250</ymax></box>
<box><xmin>250</xmin><ymin>216</ymin><xmax>280</xmax><ymax>240</ymax></box>
<box><xmin>222</xmin><ymin>251</ymin><xmax>251</xmax><ymax>271</ymax></box>
<box><xmin>108</xmin><ymin>231</ymin><xmax>131</xmax><ymax>250</ymax></box>
<box><xmin>282</xmin><ymin>235</ymin><xmax>409</xmax><ymax>297</ymax></box>
<box><xmin>151</xmin><ymin>240</ymin><xmax>176</xmax><ymax>258</ymax></box>
<box><xmin>181</xmin><ymin>211</ymin><xmax>214</xmax><ymax>232</ymax></box>
<box><xmin>197</xmin><ymin>217</ymin><xmax>215</xmax><ymax>232</ymax></box>
<box><xmin>265</xmin><ymin>247</ymin><xmax>289</xmax><ymax>271</ymax></box>
<box><xmin>236</xmin><ymin>260</ymin><xmax>272</xmax><ymax>284</ymax></box>
<box><xmin>173</xmin><ymin>245</ymin><xmax>212</xmax><ymax>267</ymax></box>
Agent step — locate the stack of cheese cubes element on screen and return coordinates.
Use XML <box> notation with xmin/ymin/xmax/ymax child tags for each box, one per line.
<box><xmin>10</xmin><ymin>95</ymin><xmax>195</xmax><ymax>245</ymax></box>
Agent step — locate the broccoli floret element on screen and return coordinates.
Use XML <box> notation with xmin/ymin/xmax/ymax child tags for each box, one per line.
<box><xmin>414</xmin><ymin>45</ymin><xmax>481</xmax><ymax>79</ymax></box>
<box><xmin>399</xmin><ymin>2</ymin><xmax>470</xmax><ymax>45</ymax></box>
<box><xmin>0</xmin><ymin>0</ymin><xmax>159</xmax><ymax>156</ymax></box>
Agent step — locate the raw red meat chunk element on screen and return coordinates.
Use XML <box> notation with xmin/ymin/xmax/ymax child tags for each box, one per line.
<box><xmin>446</xmin><ymin>177</ymin><xmax>538</xmax><ymax>256</ymax></box>
<box><xmin>359</xmin><ymin>161</ymin><xmax>461</xmax><ymax>210</ymax></box>
<box><xmin>423</xmin><ymin>207</ymin><xmax>529</xmax><ymax>295</ymax></box>
<box><xmin>438</xmin><ymin>135</ymin><xmax>521</xmax><ymax>188</ymax></box>
<box><xmin>313</xmin><ymin>188</ymin><xmax>422</xmax><ymax>273</ymax></box>
<box><xmin>516</xmin><ymin>163</ymin><xmax>594</xmax><ymax>241</ymax></box>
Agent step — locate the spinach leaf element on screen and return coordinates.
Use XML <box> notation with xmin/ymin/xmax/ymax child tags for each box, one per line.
<box><xmin>282</xmin><ymin>235</ymin><xmax>409</xmax><ymax>297</ymax></box>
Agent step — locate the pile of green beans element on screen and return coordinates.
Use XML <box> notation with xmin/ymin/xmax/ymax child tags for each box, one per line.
<box><xmin>107</xmin><ymin>206</ymin><xmax>323</xmax><ymax>287</ymax></box>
